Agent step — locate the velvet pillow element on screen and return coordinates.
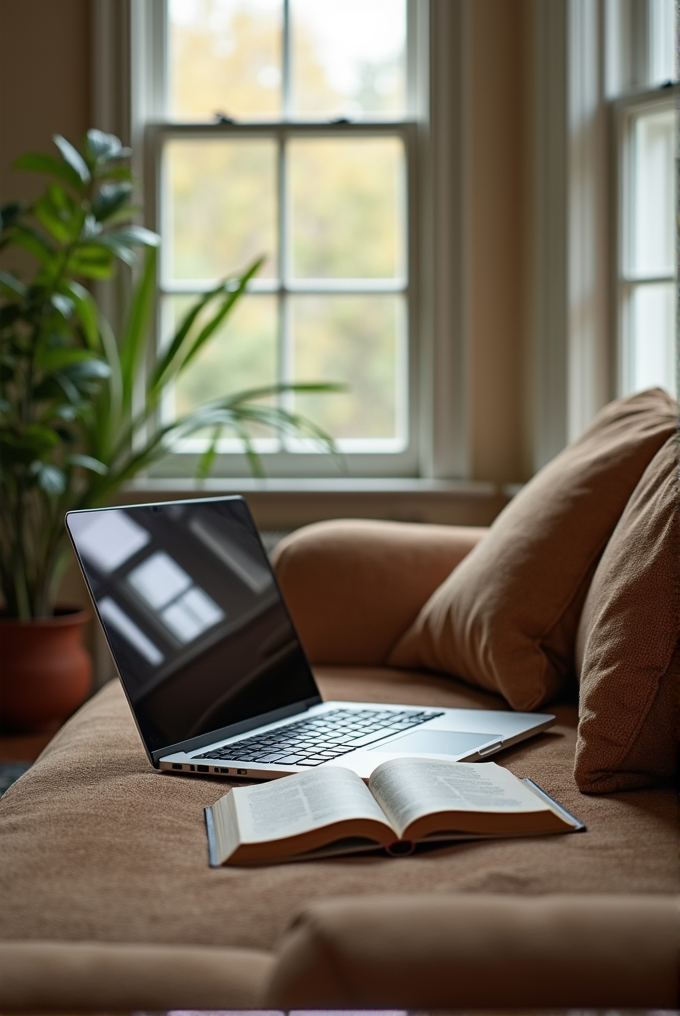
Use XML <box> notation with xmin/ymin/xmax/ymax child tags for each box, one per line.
<box><xmin>389</xmin><ymin>389</ymin><xmax>679</xmax><ymax>710</ymax></box>
<box><xmin>573</xmin><ymin>434</ymin><xmax>679</xmax><ymax>793</ymax></box>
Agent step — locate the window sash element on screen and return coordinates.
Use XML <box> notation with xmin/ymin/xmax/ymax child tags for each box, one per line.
<box><xmin>613</xmin><ymin>85</ymin><xmax>678</xmax><ymax>399</ymax></box>
<box><xmin>144</xmin><ymin>118</ymin><xmax>421</xmax><ymax>477</ymax></box>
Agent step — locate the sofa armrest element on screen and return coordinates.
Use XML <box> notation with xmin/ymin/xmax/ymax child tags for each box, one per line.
<box><xmin>272</xmin><ymin>519</ymin><xmax>487</xmax><ymax>665</ymax></box>
<box><xmin>0</xmin><ymin>941</ymin><xmax>274</xmax><ymax>1012</ymax></box>
<box><xmin>265</xmin><ymin>893</ymin><xmax>679</xmax><ymax>1009</ymax></box>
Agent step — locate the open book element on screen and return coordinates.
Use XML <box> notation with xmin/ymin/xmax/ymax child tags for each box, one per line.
<box><xmin>205</xmin><ymin>758</ymin><xmax>584</xmax><ymax>865</ymax></box>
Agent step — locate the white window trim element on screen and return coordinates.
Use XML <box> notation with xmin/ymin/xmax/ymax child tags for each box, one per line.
<box><xmin>612</xmin><ymin>83</ymin><xmax>678</xmax><ymax>396</ymax></box>
<box><xmin>91</xmin><ymin>0</ymin><xmax>473</xmax><ymax>484</ymax></box>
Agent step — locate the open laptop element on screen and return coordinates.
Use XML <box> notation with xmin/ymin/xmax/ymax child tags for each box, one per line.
<box><xmin>65</xmin><ymin>496</ymin><xmax>555</xmax><ymax>781</ymax></box>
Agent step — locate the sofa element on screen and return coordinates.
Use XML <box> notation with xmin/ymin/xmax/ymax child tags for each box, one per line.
<box><xmin>0</xmin><ymin>388</ymin><xmax>677</xmax><ymax>1010</ymax></box>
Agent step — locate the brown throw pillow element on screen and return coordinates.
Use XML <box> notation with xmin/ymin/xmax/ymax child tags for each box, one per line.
<box><xmin>389</xmin><ymin>389</ymin><xmax>679</xmax><ymax>710</ymax></box>
<box><xmin>573</xmin><ymin>434</ymin><xmax>679</xmax><ymax>793</ymax></box>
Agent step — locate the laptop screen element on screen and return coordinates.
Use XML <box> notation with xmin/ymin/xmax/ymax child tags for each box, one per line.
<box><xmin>66</xmin><ymin>497</ymin><xmax>320</xmax><ymax>755</ymax></box>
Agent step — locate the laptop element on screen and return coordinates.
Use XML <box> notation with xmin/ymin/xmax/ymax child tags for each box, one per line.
<box><xmin>65</xmin><ymin>496</ymin><xmax>555</xmax><ymax>781</ymax></box>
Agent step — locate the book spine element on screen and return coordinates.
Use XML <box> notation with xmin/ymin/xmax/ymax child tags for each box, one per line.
<box><xmin>204</xmin><ymin>806</ymin><xmax>220</xmax><ymax>867</ymax></box>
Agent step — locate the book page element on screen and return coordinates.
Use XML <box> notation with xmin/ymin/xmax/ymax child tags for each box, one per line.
<box><xmin>369</xmin><ymin>758</ymin><xmax>551</xmax><ymax>838</ymax></box>
<box><xmin>228</xmin><ymin>765</ymin><xmax>393</xmax><ymax>845</ymax></box>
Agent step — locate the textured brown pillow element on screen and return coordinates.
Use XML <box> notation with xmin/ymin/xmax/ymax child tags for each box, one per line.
<box><xmin>389</xmin><ymin>389</ymin><xmax>679</xmax><ymax>710</ymax></box>
<box><xmin>573</xmin><ymin>434</ymin><xmax>679</xmax><ymax>793</ymax></box>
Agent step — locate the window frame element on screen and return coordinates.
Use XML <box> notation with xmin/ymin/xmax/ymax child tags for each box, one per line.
<box><xmin>137</xmin><ymin>0</ymin><xmax>435</xmax><ymax>480</ymax></box>
<box><xmin>611</xmin><ymin>83</ymin><xmax>678</xmax><ymax>399</ymax></box>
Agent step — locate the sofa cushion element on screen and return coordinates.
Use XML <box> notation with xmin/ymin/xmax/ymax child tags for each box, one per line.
<box><xmin>273</xmin><ymin>519</ymin><xmax>487</xmax><ymax>665</ymax></box>
<box><xmin>389</xmin><ymin>389</ymin><xmax>679</xmax><ymax>710</ymax></box>
<box><xmin>0</xmin><ymin>674</ymin><xmax>676</xmax><ymax>953</ymax></box>
<box><xmin>574</xmin><ymin>434</ymin><xmax>680</xmax><ymax>792</ymax></box>
<box><xmin>266</xmin><ymin>894</ymin><xmax>680</xmax><ymax>1008</ymax></box>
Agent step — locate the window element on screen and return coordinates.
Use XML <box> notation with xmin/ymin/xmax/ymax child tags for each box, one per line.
<box><xmin>611</xmin><ymin>0</ymin><xmax>677</xmax><ymax>399</ymax></box>
<box><xmin>144</xmin><ymin>0</ymin><xmax>423</xmax><ymax>478</ymax></box>
<box><xmin>615</xmin><ymin>91</ymin><xmax>677</xmax><ymax>397</ymax></box>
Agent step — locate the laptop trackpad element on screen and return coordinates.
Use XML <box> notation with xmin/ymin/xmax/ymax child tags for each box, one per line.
<box><xmin>367</xmin><ymin>730</ymin><xmax>498</xmax><ymax>756</ymax></box>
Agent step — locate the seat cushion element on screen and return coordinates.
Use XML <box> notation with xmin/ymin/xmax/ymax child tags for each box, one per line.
<box><xmin>574</xmin><ymin>434</ymin><xmax>680</xmax><ymax>792</ymax></box>
<box><xmin>389</xmin><ymin>389</ymin><xmax>679</xmax><ymax>709</ymax></box>
<box><xmin>0</xmin><ymin>673</ymin><xmax>675</xmax><ymax>952</ymax></box>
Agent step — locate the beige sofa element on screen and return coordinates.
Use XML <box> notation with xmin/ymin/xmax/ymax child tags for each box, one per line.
<box><xmin>0</xmin><ymin>389</ymin><xmax>677</xmax><ymax>1010</ymax></box>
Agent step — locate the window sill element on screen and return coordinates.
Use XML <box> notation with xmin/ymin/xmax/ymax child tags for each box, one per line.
<box><xmin>119</xmin><ymin>477</ymin><xmax>512</xmax><ymax>529</ymax></box>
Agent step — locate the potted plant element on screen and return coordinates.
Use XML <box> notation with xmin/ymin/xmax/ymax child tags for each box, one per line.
<box><xmin>0</xmin><ymin>129</ymin><xmax>336</xmax><ymax>731</ymax></box>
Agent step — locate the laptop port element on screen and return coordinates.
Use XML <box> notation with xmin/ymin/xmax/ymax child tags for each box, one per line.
<box><xmin>215</xmin><ymin>767</ymin><xmax>229</xmax><ymax>773</ymax></box>
<box><xmin>197</xmin><ymin>764</ymin><xmax>209</xmax><ymax>773</ymax></box>
<box><xmin>190</xmin><ymin>765</ymin><xmax>195</xmax><ymax>771</ymax></box>
<box><xmin>172</xmin><ymin>763</ymin><xmax>183</xmax><ymax>770</ymax></box>
<box><xmin>237</xmin><ymin>768</ymin><xmax>248</xmax><ymax>775</ymax></box>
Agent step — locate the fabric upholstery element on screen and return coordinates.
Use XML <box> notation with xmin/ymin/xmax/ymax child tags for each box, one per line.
<box><xmin>0</xmin><ymin>674</ymin><xmax>675</xmax><ymax>953</ymax></box>
<box><xmin>389</xmin><ymin>389</ymin><xmax>679</xmax><ymax>709</ymax></box>
<box><xmin>273</xmin><ymin>518</ymin><xmax>487</xmax><ymax>665</ymax></box>
<box><xmin>266</xmin><ymin>894</ymin><xmax>679</xmax><ymax>1008</ymax></box>
<box><xmin>574</xmin><ymin>434</ymin><xmax>680</xmax><ymax>792</ymax></box>
<box><xmin>0</xmin><ymin>941</ymin><xmax>272</xmax><ymax>1011</ymax></box>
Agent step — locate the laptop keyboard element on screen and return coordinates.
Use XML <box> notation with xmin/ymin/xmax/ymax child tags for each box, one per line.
<box><xmin>193</xmin><ymin>707</ymin><xmax>444</xmax><ymax>767</ymax></box>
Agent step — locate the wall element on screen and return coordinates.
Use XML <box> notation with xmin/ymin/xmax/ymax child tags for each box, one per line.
<box><xmin>466</xmin><ymin>0</ymin><xmax>529</xmax><ymax>483</ymax></box>
<box><xmin>0</xmin><ymin>0</ymin><xmax>91</xmax><ymax>204</ymax></box>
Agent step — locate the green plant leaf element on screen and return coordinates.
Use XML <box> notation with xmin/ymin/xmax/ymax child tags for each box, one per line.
<box><xmin>12</xmin><ymin>152</ymin><xmax>82</xmax><ymax>191</ymax></box>
<box><xmin>67</xmin><ymin>247</ymin><xmax>114</xmax><ymax>279</ymax></box>
<box><xmin>93</xmin><ymin>235</ymin><xmax>138</xmax><ymax>267</ymax></box>
<box><xmin>12</xmin><ymin>224</ymin><xmax>55</xmax><ymax>266</ymax></box>
<box><xmin>197</xmin><ymin>426</ymin><xmax>222</xmax><ymax>479</ymax></box>
<box><xmin>36</xmin><ymin>346</ymin><xmax>97</xmax><ymax>373</ymax></box>
<box><xmin>0</xmin><ymin>270</ymin><xmax>27</xmax><ymax>298</ymax></box>
<box><xmin>61</xmin><ymin>358</ymin><xmax>111</xmax><ymax>383</ymax></box>
<box><xmin>31</xmin><ymin>462</ymin><xmax>66</xmax><ymax>495</ymax></box>
<box><xmin>82</xmin><ymin>214</ymin><xmax>103</xmax><ymax>239</ymax></box>
<box><xmin>91</xmin><ymin>181</ymin><xmax>134</xmax><ymax>222</ymax></box>
<box><xmin>119</xmin><ymin>246</ymin><xmax>157</xmax><ymax>412</ymax></box>
<box><xmin>50</xmin><ymin>293</ymin><xmax>75</xmax><ymax>318</ymax></box>
<box><xmin>85</xmin><ymin>129</ymin><xmax>131</xmax><ymax>165</ymax></box>
<box><xmin>150</xmin><ymin>256</ymin><xmax>263</xmax><ymax>395</ymax></box>
<box><xmin>34</xmin><ymin>193</ymin><xmax>73</xmax><ymax>244</ymax></box>
<box><xmin>67</xmin><ymin>453</ymin><xmax>108</xmax><ymax>474</ymax></box>
<box><xmin>52</xmin><ymin>135</ymin><xmax>90</xmax><ymax>183</ymax></box>
<box><xmin>175</xmin><ymin>258</ymin><xmax>264</xmax><ymax>377</ymax></box>
<box><xmin>22</xmin><ymin>424</ymin><xmax>62</xmax><ymax>452</ymax></box>
<box><xmin>106</xmin><ymin>225</ymin><xmax>160</xmax><ymax>248</ymax></box>
<box><xmin>62</xmin><ymin>280</ymin><xmax>99</xmax><ymax>348</ymax></box>
<box><xmin>98</xmin><ymin>165</ymin><xmax>135</xmax><ymax>183</ymax></box>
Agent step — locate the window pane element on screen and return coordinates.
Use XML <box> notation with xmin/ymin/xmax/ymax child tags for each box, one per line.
<box><xmin>169</xmin><ymin>294</ymin><xmax>278</xmax><ymax>418</ymax></box>
<box><xmin>165</xmin><ymin>138</ymin><xmax>278</xmax><ymax>280</ymax></box>
<box><xmin>169</xmin><ymin>0</ymin><xmax>283</xmax><ymax>122</ymax></box>
<box><xmin>288</xmin><ymin>137</ymin><xmax>405</xmax><ymax>278</ymax></box>
<box><xmin>630</xmin><ymin>107</ymin><xmax>676</xmax><ymax>276</ymax></box>
<box><xmin>290</xmin><ymin>295</ymin><xmax>404</xmax><ymax>442</ymax></box>
<box><xmin>629</xmin><ymin>282</ymin><xmax>676</xmax><ymax>396</ymax></box>
<box><xmin>290</xmin><ymin>0</ymin><xmax>406</xmax><ymax>120</ymax></box>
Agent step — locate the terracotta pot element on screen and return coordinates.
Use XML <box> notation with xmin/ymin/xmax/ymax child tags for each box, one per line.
<box><xmin>0</xmin><ymin>607</ymin><xmax>92</xmax><ymax>733</ymax></box>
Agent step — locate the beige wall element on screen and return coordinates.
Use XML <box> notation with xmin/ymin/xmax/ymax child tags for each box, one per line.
<box><xmin>466</xmin><ymin>0</ymin><xmax>530</xmax><ymax>483</ymax></box>
<box><xmin>0</xmin><ymin>0</ymin><xmax>91</xmax><ymax>204</ymax></box>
